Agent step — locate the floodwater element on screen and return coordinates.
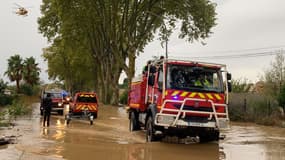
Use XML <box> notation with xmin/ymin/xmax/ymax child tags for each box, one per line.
<box><xmin>0</xmin><ymin>103</ymin><xmax>285</xmax><ymax>160</ymax></box>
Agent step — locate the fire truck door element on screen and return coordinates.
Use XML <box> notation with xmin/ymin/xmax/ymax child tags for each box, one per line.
<box><xmin>153</xmin><ymin>68</ymin><xmax>163</xmax><ymax>106</ymax></box>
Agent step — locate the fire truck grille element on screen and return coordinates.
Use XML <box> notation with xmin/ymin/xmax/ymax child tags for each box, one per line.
<box><xmin>52</xmin><ymin>102</ymin><xmax>59</xmax><ymax>107</ymax></box>
<box><xmin>173</xmin><ymin>104</ymin><xmax>213</xmax><ymax>112</ymax></box>
<box><xmin>183</xmin><ymin>116</ymin><xmax>215</xmax><ymax>122</ymax></box>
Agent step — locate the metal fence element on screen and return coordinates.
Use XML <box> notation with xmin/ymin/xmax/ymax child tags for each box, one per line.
<box><xmin>228</xmin><ymin>93</ymin><xmax>278</xmax><ymax>121</ymax></box>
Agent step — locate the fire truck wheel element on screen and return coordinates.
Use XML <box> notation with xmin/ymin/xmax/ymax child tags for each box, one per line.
<box><xmin>129</xmin><ymin>112</ymin><xmax>139</xmax><ymax>131</ymax></box>
<box><xmin>199</xmin><ymin>130</ymin><xmax>220</xmax><ymax>143</ymax></box>
<box><xmin>66</xmin><ymin>118</ymin><xmax>70</xmax><ymax>125</ymax></box>
<box><xmin>58</xmin><ymin>110</ymin><xmax>64</xmax><ymax>115</ymax></box>
<box><xmin>146</xmin><ymin>116</ymin><xmax>156</xmax><ymax>142</ymax></box>
<box><xmin>93</xmin><ymin>113</ymin><xmax>97</xmax><ymax>119</ymax></box>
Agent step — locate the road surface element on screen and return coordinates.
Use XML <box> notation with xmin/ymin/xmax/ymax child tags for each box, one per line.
<box><xmin>0</xmin><ymin>103</ymin><xmax>285</xmax><ymax>160</ymax></box>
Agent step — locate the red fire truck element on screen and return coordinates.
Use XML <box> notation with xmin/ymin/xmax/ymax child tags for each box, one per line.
<box><xmin>128</xmin><ymin>58</ymin><xmax>232</xmax><ymax>142</ymax></box>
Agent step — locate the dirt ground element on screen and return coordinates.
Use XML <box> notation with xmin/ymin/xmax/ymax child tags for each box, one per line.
<box><xmin>0</xmin><ymin>103</ymin><xmax>285</xmax><ymax>160</ymax></box>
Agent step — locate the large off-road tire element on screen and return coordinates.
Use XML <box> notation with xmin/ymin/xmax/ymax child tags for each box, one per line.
<box><xmin>129</xmin><ymin>111</ymin><xmax>139</xmax><ymax>131</ymax></box>
<box><xmin>146</xmin><ymin>116</ymin><xmax>157</xmax><ymax>142</ymax></box>
<box><xmin>58</xmin><ymin>110</ymin><xmax>64</xmax><ymax>116</ymax></box>
<box><xmin>199</xmin><ymin>130</ymin><xmax>220</xmax><ymax>143</ymax></box>
<box><xmin>93</xmin><ymin>113</ymin><xmax>98</xmax><ymax>119</ymax></box>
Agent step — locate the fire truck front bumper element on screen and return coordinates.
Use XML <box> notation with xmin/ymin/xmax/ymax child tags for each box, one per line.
<box><xmin>155</xmin><ymin>114</ymin><xmax>229</xmax><ymax>129</ymax></box>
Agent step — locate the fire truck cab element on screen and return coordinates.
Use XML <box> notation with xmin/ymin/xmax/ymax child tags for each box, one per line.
<box><xmin>128</xmin><ymin>58</ymin><xmax>231</xmax><ymax>142</ymax></box>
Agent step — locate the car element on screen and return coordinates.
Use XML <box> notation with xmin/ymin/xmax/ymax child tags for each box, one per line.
<box><xmin>40</xmin><ymin>90</ymin><xmax>64</xmax><ymax>115</ymax></box>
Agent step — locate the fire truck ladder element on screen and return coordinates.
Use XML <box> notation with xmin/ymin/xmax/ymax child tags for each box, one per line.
<box><xmin>154</xmin><ymin>98</ymin><xmax>229</xmax><ymax>129</ymax></box>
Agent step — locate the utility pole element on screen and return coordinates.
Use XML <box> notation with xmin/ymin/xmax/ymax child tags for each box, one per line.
<box><xmin>165</xmin><ymin>39</ymin><xmax>168</xmax><ymax>59</ymax></box>
<box><xmin>281</xmin><ymin>49</ymin><xmax>284</xmax><ymax>93</ymax></box>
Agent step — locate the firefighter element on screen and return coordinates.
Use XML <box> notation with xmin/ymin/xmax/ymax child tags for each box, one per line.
<box><xmin>194</xmin><ymin>74</ymin><xmax>210</xmax><ymax>87</ymax></box>
<box><xmin>43</xmin><ymin>93</ymin><xmax>52</xmax><ymax>127</ymax></box>
<box><xmin>143</xmin><ymin>60</ymin><xmax>152</xmax><ymax>74</ymax></box>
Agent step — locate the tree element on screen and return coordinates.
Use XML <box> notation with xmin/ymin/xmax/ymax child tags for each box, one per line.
<box><xmin>231</xmin><ymin>78</ymin><xmax>252</xmax><ymax>93</ymax></box>
<box><xmin>5</xmin><ymin>54</ymin><xmax>23</xmax><ymax>93</ymax></box>
<box><xmin>23</xmin><ymin>57</ymin><xmax>41</xmax><ymax>86</ymax></box>
<box><xmin>277</xmin><ymin>85</ymin><xmax>285</xmax><ymax>112</ymax></box>
<box><xmin>38</xmin><ymin>0</ymin><xmax>217</xmax><ymax>104</ymax></box>
<box><xmin>42</xmin><ymin>38</ymin><xmax>97</xmax><ymax>94</ymax></box>
<box><xmin>263</xmin><ymin>51</ymin><xmax>285</xmax><ymax>96</ymax></box>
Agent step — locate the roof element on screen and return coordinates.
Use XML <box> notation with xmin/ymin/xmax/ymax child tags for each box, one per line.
<box><xmin>165</xmin><ymin>59</ymin><xmax>226</xmax><ymax>69</ymax></box>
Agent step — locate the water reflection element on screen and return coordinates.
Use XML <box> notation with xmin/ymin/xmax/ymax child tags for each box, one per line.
<box><xmin>41</xmin><ymin>127</ymin><xmax>50</xmax><ymax>136</ymax></box>
<box><xmin>16</xmin><ymin>104</ymin><xmax>285</xmax><ymax>160</ymax></box>
<box><xmin>126</xmin><ymin>142</ymin><xmax>220</xmax><ymax>160</ymax></box>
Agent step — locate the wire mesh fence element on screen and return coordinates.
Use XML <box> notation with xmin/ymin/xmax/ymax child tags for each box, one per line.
<box><xmin>228</xmin><ymin>93</ymin><xmax>283</xmax><ymax>125</ymax></box>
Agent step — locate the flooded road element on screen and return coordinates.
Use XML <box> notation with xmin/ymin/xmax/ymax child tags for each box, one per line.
<box><xmin>1</xmin><ymin>103</ymin><xmax>285</xmax><ymax>160</ymax></box>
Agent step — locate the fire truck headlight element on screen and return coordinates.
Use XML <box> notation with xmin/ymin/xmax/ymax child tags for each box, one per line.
<box><xmin>157</xmin><ymin>115</ymin><xmax>175</xmax><ymax>125</ymax></box>
<box><xmin>66</xmin><ymin>97</ymin><xmax>70</xmax><ymax>101</ymax></box>
<box><xmin>58</xmin><ymin>103</ymin><xmax>63</xmax><ymax>107</ymax></box>
<box><xmin>218</xmin><ymin>119</ymin><xmax>230</xmax><ymax>129</ymax></box>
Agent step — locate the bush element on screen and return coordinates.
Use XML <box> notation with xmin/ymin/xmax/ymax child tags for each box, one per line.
<box><xmin>20</xmin><ymin>84</ymin><xmax>40</xmax><ymax>96</ymax></box>
<box><xmin>0</xmin><ymin>110</ymin><xmax>6</xmax><ymax>121</ymax></box>
<box><xmin>0</xmin><ymin>79</ymin><xmax>7</xmax><ymax>94</ymax></box>
<box><xmin>119</xmin><ymin>89</ymin><xmax>128</xmax><ymax>105</ymax></box>
<box><xmin>0</xmin><ymin>94</ymin><xmax>16</xmax><ymax>106</ymax></box>
<box><xmin>228</xmin><ymin>93</ymin><xmax>282</xmax><ymax>125</ymax></box>
<box><xmin>7</xmin><ymin>100</ymin><xmax>31</xmax><ymax>119</ymax></box>
<box><xmin>20</xmin><ymin>84</ymin><xmax>33</xmax><ymax>96</ymax></box>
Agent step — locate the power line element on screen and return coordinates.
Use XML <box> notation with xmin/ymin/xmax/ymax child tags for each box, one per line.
<box><xmin>179</xmin><ymin>45</ymin><xmax>285</xmax><ymax>55</ymax></box>
<box><xmin>170</xmin><ymin>49</ymin><xmax>284</xmax><ymax>60</ymax></box>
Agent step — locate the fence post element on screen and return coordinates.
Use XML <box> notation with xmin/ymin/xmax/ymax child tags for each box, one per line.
<box><xmin>268</xmin><ymin>100</ymin><xmax>271</xmax><ymax>116</ymax></box>
<box><xmin>243</xmin><ymin>98</ymin><xmax>247</xmax><ymax>113</ymax></box>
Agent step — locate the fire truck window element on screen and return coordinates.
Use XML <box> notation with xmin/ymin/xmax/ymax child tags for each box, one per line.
<box><xmin>148</xmin><ymin>75</ymin><xmax>155</xmax><ymax>86</ymax></box>
<box><xmin>150</xmin><ymin>65</ymin><xmax>156</xmax><ymax>73</ymax></box>
<box><xmin>170</xmin><ymin>68</ymin><xmax>186</xmax><ymax>89</ymax></box>
<box><xmin>158</xmin><ymin>69</ymin><xmax>163</xmax><ymax>91</ymax></box>
<box><xmin>167</xmin><ymin>65</ymin><xmax>223</xmax><ymax>92</ymax></box>
<box><xmin>77</xmin><ymin>96</ymin><xmax>97</xmax><ymax>103</ymax></box>
<box><xmin>212</xmin><ymin>73</ymin><xmax>219</xmax><ymax>88</ymax></box>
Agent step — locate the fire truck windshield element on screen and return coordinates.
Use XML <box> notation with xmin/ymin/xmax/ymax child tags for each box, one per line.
<box><xmin>167</xmin><ymin>64</ymin><xmax>224</xmax><ymax>93</ymax></box>
<box><xmin>44</xmin><ymin>92</ymin><xmax>62</xmax><ymax>98</ymax></box>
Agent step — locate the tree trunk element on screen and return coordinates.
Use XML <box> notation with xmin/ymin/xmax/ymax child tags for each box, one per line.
<box><xmin>110</xmin><ymin>67</ymin><xmax>122</xmax><ymax>105</ymax></box>
<box><xmin>16</xmin><ymin>80</ymin><xmax>20</xmax><ymax>93</ymax></box>
<box><xmin>127</xmin><ymin>51</ymin><xmax>136</xmax><ymax>90</ymax></box>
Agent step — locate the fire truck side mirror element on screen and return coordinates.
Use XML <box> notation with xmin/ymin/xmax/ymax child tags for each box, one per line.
<box><xmin>227</xmin><ymin>82</ymin><xmax>232</xmax><ymax>92</ymax></box>
<box><xmin>148</xmin><ymin>75</ymin><xmax>155</xmax><ymax>86</ymax></box>
<box><xmin>227</xmin><ymin>73</ymin><xmax>232</xmax><ymax>80</ymax></box>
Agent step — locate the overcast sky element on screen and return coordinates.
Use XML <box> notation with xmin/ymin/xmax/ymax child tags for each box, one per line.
<box><xmin>1</xmin><ymin>0</ymin><xmax>285</xmax><ymax>84</ymax></box>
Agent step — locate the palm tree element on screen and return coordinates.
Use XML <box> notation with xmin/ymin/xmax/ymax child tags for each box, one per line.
<box><xmin>5</xmin><ymin>54</ymin><xmax>23</xmax><ymax>93</ymax></box>
<box><xmin>23</xmin><ymin>57</ymin><xmax>41</xmax><ymax>86</ymax></box>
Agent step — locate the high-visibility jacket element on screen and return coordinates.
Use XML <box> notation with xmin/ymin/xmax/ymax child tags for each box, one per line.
<box><xmin>195</xmin><ymin>79</ymin><xmax>210</xmax><ymax>87</ymax></box>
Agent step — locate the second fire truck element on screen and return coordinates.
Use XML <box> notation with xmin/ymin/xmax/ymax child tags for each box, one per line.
<box><xmin>128</xmin><ymin>58</ymin><xmax>232</xmax><ymax>142</ymax></box>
